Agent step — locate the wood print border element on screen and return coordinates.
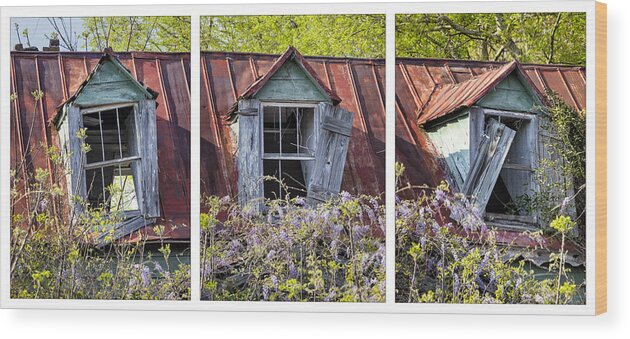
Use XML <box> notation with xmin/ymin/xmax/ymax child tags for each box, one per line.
<box><xmin>595</xmin><ymin>1</ymin><xmax>607</xmax><ymax>316</ymax></box>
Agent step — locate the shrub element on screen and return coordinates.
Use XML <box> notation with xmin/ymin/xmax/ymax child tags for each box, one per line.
<box><xmin>395</xmin><ymin>164</ymin><xmax>580</xmax><ymax>304</ymax></box>
<box><xmin>200</xmin><ymin>192</ymin><xmax>385</xmax><ymax>302</ymax></box>
<box><xmin>10</xmin><ymin>145</ymin><xmax>190</xmax><ymax>300</ymax></box>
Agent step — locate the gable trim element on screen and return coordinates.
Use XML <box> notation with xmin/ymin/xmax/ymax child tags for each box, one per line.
<box><xmin>51</xmin><ymin>51</ymin><xmax>157</xmax><ymax>127</ymax></box>
<box><xmin>228</xmin><ymin>46</ymin><xmax>341</xmax><ymax>118</ymax></box>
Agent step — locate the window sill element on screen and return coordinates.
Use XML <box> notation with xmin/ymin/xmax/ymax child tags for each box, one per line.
<box><xmin>262</xmin><ymin>154</ymin><xmax>315</xmax><ymax>160</ymax></box>
<box><xmin>485</xmin><ymin>212</ymin><xmax>538</xmax><ymax>231</ymax></box>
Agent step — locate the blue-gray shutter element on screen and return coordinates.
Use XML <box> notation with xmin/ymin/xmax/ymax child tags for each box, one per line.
<box><xmin>136</xmin><ymin>99</ymin><xmax>160</xmax><ymax>218</ymax></box>
<box><xmin>63</xmin><ymin>104</ymin><xmax>87</xmax><ymax>215</ymax></box>
<box><xmin>462</xmin><ymin>118</ymin><xmax>516</xmax><ymax>212</ymax></box>
<box><xmin>236</xmin><ymin>99</ymin><xmax>263</xmax><ymax>209</ymax></box>
<box><xmin>306</xmin><ymin>103</ymin><xmax>354</xmax><ymax>203</ymax></box>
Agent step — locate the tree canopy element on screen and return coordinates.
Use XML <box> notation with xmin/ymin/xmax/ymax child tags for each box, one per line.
<box><xmin>82</xmin><ymin>16</ymin><xmax>190</xmax><ymax>52</ymax></box>
<box><xmin>201</xmin><ymin>15</ymin><xmax>385</xmax><ymax>58</ymax></box>
<box><xmin>396</xmin><ymin>13</ymin><xmax>586</xmax><ymax>66</ymax></box>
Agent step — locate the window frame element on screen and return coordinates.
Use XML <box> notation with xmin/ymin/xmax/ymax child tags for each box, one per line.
<box><xmin>259</xmin><ymin>101</ymin><xmax>320</xmax><ymax>200</ymax></box>
<box><xmin>470</xmin><ymin>107</ymin><xmax>540</xmax><ymax>229</ymax></box>
<box><xmin>80</xmin><ymin>102</ymin><xmax>144</xmax><ymax>220</ymax></box>
<box><xmin>259</xmin><ymin>101</ymin><xmax>319</xmax><ymax>161</ymax></box>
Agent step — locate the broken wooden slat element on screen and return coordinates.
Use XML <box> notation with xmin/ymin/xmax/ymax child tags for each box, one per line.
<box><xmin>462</xmin><ymin>118</ymin><xmax>516</xmax><ymax>212</ymax></box>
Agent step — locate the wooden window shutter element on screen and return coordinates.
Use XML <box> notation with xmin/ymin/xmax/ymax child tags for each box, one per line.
<box><xmin>137</xmin><ymin>99</ymin><xmax>160</xmax><ymax>218</ymax></box>
<box><xmin>462</xmin><ymin>118</ymin><xmax>516</xmax><ymax>212</ymax></box>
<box><xmin>65</xmin><ymin>104</ymin><xmax>87</xmax><ymax>211</ymax></box>
<box><xmin>236</xmin><ymin>99</ymin><xmax>263</xmax><ymax>209</ymax></box>
<box><xmin>306</xmin><ymin>103</ymin><xmax>354</xmax><ymax>204</ymax></box>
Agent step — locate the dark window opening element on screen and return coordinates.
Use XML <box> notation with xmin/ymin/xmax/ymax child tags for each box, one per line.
<box><xmin>263</xmin><ymin>159</ymin><xmax>307</xmax><ymax>200</ymax></box>
<box><xmin>483</xmin><ymin>114</ymin><xmax>534</xmax><ymax>219</ymax></box>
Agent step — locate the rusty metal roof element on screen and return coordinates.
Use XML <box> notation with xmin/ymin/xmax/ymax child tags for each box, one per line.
<box><xmin>395</xmin><ymin>57</ymin><xmax>586</xmax><ymax>190</ymax></box>
<box><xmin>10</xmin><ymin>51</ymin><xmax>190</xmax><ymax>242</ymax></box>
<box><xmin>201</xmin><ymin>51</ymin><xmax>386</xmax><ymax>199</ymax></box>
<box><xmin>417</xmin><ymin>61</ymin><xmax>549</xmax><ymax>125</ymax></box>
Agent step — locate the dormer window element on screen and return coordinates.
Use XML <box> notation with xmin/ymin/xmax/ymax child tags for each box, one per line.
<box><xmin>424</xmin><ymin>63</ymin><xmax>573</xmax><ymax>231</ymax></box>
<box><xmin>232</xmin><ymin>47</ymin><xmax>353</xmax><ymax>208</ymax></box>
<box><xmin>53</xmin><ymin>53</ymin><xmax>160</xmax><ymax>243</ymax></box>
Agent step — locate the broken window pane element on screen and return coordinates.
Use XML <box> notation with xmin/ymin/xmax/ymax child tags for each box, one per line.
<box><xmin>263</xmin><ymin>106</ymin><xmax>316</xmax><ymax>157</ymax></box>
<box><xmin>85</xmin><ymin>161</ymin><xmax>140</xmax><ymax>213</ymax></box>
<box><xmin>263</xmin><ymin>159</ymin><xmax>307</xmax><ymax>199</ymax></box>
<box><xmin>83</xmin><ymin>105</ymin><xmax>136</xmax><ymax>164</ymax></box>
<box><xmin>262</xmin><ymin>105</ymin><xmax>316</xmax><ymax>200</ymax></box>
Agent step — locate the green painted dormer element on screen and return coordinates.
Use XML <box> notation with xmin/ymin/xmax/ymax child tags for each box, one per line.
<box><xmin>71</xmin><ymin>53</ymin><xmax>155</xmax><ymax>108</ymax></box>
<box><xmin>253</xmin><ymin>58</ymin><xmax>331</xmax><ymax>102</ymax></box>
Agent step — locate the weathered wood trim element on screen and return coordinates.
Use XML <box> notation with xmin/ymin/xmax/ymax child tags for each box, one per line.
<box><xmin>80</xmin><ymin>102</ymin><xmax>136</xmax><ymax>114</ymax></box>
<box><xmin>137</xmin><ymin>99</ymin><xmax>160</xmax><ymax>218</ymax></box>
<box><xmin>321</xmin><ymin>114</ymin><xmax>353</xmax><ymax>137</ymax></box>
<box><xmin>66</xmin><ymin>104</ymin><xmax>87</xmax><ymax>212</ymax></box>
<box><xmin>482</xmin><ymin>108</ymin><xmax>536</xmax><ymax>120</ymax></box>
<box><xmin>237</xmin><ymin>99</ymin><xmax>263</xmax><ymax>209</ymax></box>
<box><xmin>306</xmin><ymin>103</ymin><xmax>354</xmax><ymax>204</ymax></box>
<box><xmin>96</xmin><ymin>215</ymin><xmax>155</xmax><ymax>248</ymax></box>
<box><xmin>261</xmin><ymin>154</ymin><xmax>315</xmax><ymax>161</ymax></box>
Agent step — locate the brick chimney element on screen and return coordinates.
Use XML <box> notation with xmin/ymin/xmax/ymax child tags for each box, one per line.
<box><xmin>43</xmin><ymin>38</ymin><xmax>60</xmax><ymax>52</ymax></box>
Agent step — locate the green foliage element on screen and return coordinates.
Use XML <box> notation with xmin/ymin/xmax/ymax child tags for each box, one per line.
<box><xmin>82</xmin><ymin>16</ymin><xmax>190</xmax><ymax>52</ymax></box>
<box><xmin>201</xmin><ymin>15</ymin><xmax>385</xmax><ymax>58</ymax></box>
<box><xmin>10</xmin><ymin>138</ymin><xmax>190</xmax><ymax>300</ymax></box>
<box><xmin>395</xmin><ymin>163</ymin><xmax>581</xmax><ymax>304</ymax></box>
<box><xmin>200</xmin><ymin>191</ymin><xmax>385</xmax><ymax>302</ymax></box>
<box><xmin>550</xmin><ymin>215</ymin><xmax>576</xmax><ymax>234</ymax></box>
<box><xmin>514</xmin><ymin>91</ymin><xmax>586</xmax><ymax>238</ymax></box>
<box><xmin>396</xmin><ymin>13</ymin><xmax>586</xmax><ymax>65</ymax></box>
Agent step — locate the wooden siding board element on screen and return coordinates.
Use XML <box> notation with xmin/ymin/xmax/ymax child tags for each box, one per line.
<box><xmin>236</xmin><ymin>99</ymin><xmax>263</xmax><ymax>209</ymax></box>
<box><xmin>426</xmin><ymin>115</ymin><xmax>470</xmax><ymax>190</ymax></box>
<box><xmin>478</xmin><ymin>73</ymin><xmax>537</xmax><ymax>112</ymax></box>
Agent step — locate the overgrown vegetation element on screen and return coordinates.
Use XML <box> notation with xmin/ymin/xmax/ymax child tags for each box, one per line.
<box><xmin>10</xmin><ymin>91</ymin><xmax>190</xmax><ymax>299</ymax></box>
<box><xmin>395</xmin><ymin>163</ymin><xmax>582</xmax><ymax>304</ymax></box>
<box><xmin>200</xmin><ymin>187</ymin><xmax>385</xmax><ymax>302</ymax></box>
<box><xmin>512</xmin><ymin>91</ymin><xmax>587</xmax><ymax>240</ymax></box>
<box><xmin>10</xmin><ymin>157</ymin><xmax>190</xmax><ymax>300</ymax></box>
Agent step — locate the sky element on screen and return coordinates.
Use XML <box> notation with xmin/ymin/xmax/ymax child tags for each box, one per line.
<box><xmin>10</xmin><ymin>17</ymin><xmax>85</xmax><ymax>51</ymax></box>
